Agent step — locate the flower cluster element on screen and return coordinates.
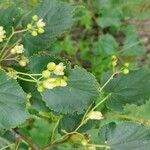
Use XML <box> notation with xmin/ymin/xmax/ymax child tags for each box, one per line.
<box><xmin>11</xmin><ymin>44</ymin><xmax>24</xmax><ymax>54</ymax></box>
<box><xmin>10</xmin><ymin>44</ymin><xmax>29</xmax><ymax>67</ymax></box>
<box><xmin>87</xmin><ymin>111</ymin><xmax>103</xmax><ymax>120</ymax></box>
<box><xmin>123</xmin><ymin>63</ymin><xmax>129</xmax><ymax>74</ymax></box>
<box><xmin>18</xmin><ymin>55</ymin><xmax>29</xmax><ymax>67</ymax></box>
<box><xmin>0</xmin><ymin>26</ymin><xmax>6</xmax><ymax>42</ymax></box>
<box><xmin>37</xmin><ymin>62</ymin><xmax>67</xmax><ymax>92</ymax></box>
<box><xmin>27</xmin><ymin>15</ymin><xmax>46</xmax><ymax>36</ymax></box>
<box><xmin>111</xmin><ymin>55</ymin><xmax>118</xmax><ymax>67</ymax></box>
<box><xmin>111</xmin><ymin>55</ymin><xmax>130</xmax><ymax>74</ymax></box>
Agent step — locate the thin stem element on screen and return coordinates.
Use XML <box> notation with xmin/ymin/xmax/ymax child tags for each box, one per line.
<box><xmin>74</xmin><ymin>104</ymin><xmax>92</xmax><ymax>132</ymax></box>
<box><xmin>43</xmin><ymin>136</ymin><xmax>69</xmax><ymax>150</ymax></box>
<box><xmin>74</xmin><ymin>94</ymin><xmax>111</xmax><ymax>132</ymax></box>
<box><xmin>0</xmin><ymin>28</ymin><xmax>15</xmax><ymax>57</ymax></box>
<box><xmin>51</xmin><ymin>118</ymin><xmax>61</xmax><ymax>142</ymax></box>
<box><xmin>117</xmin><ymin>39</ymin><xmax>144</xmax><ymax>54</ymax></box>
<box><xmin>15</xmin><ymin>29</ymin><xmax>28</xmax><ymax>34</ymax></box>
<box><xmin>74</xmin><ymin>118</ymin><xmax>88</xmax><ymax>132</ymax></box>
<box><xmin>87</xmin><ymin>143</ymin><xmax>110</xmax><ymax>149</ymax></box>
<box><xmin>0</xmin><ymin>28</ymin><xmax>27</xmax><ymax>59</ymax></box>
<box><xmin>17</xmin><ymin>76</ymin><xmax>37</xmax><ymax>83</ymax></box>
<box><xmin>15</xmin><ymin>140</ymin><xmax>20</xmax><ymax>150</ymax></box>
<box><xmin>2</xmin><ymin>39</ymin><xmax>21</xmax><ymax>60</ymax></box>
<box><xmin>12</xmin><ymin>129</ymin><xmax>38</xmax><ymax>150</ymax></box>
<box><xmin>99</xmin><ymin>74</ymin><xmax>114</xmax><ymax>93</ymax></box>
<box><xmin>1</xmin><ymin>56</ymin><xmax>18</xmax><ymax>61</ymax></box>
<box><xmin>0</xmin><ymin>143</ymin><xmax>15</xmax><ymax>150</ymax></box>
<box><xmin>91</xmin><ymin>93</ymin><xmax>111</xmax><ymax>112</ymax></box>
<box><xmin>17</xmin><ymin>72</ymin><xmax>40</xmax><ymax>82</ymax></box>
<box><xmin>17</xmin><ymin>72</ymin><xmax>42</xmax><ymax>76</ymax></box>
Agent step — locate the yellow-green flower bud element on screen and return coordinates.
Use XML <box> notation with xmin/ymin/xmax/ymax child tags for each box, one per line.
<box><xmin>111</xmin><ymin>55</ymin><xmax>117</xmax><ymax>61</ymax></box>
<box><xmin>19</xmin><ymin>60</ymin><xmax>27</xmax><ymax>67</ymax></box>
<box><xmin>27</xmin><ymin>24</ymin><xmax>33</xmax><ymax>30</ymax></box>
<box><xmin>123</xmin><ymin>68</ymin><xmax>129</xmax><ymax>74</ymax></box>
<box><xmin>124</xmin><ymin>62</ymin><xmax>129</xmax><ymax>68</ymax></box>
<box><xmin>47</xmin><ymin>62</ymin><xmax>56</xmax><ymax>71</ymax></box>
<box><xmin>112</xmin><ymin>61</ymin><xmax>117</xmax><ymax>67</ymax></box>
<box><xmin>18</xmin><ymin>56</ymin><xmax>29</xmax><ymax>67</ymax></box>
<box><xmin>37</xmin><ymin>84</ymin><xmax>45</xmax><ymax>92</ymax></box>
<box><xmin>31</xmin><ymin>31</ymin><xmax>38</xmax><ymax>36</ymax></box>
<box><xmin>111</xmin><ymin>55</ymin><xmax>118</xmax><ymax>67</ymax></box>
<box><xmin>81</xmin><ymin>139</ymin><xmax>88</xmax><ymax>146</ymax></box>
<box><xmin>10</xmin><ymin>48</ymin><xmax>16</xmax><ymax>54</ymax></box>
<box><xmin>38</xmin><ymin>28</ymin><xmax>44</xmax><ymax>34</ymax></box>
<box><xmin>32</xmin><ymin>15</ymin><xmax>38</xmax><ymax>21</ymax></box>
<box><xmin>42</xmin><ymin>70</ymin><xmax>50</xmax><ymax>78</ymax></box>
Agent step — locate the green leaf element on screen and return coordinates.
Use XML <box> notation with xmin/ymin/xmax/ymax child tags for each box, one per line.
<box><xmin>24</xmin><ymin>0</ymin><xmax>74</xmax><ymax>55</ymax></box>
<box><xmin>99</xmin><ymin>122</ymin><xmax>150</xmax><ymax>150</ymax></box>
<box><xmin>20</xmin><ymin>82</ymin><xmax>49</xmax><ymax>112</ymax></box>
<box><xmin>18</xmin><ymin>118</ymin><xmax>56</xmax><ymax>148</ymax></box>
<box><xmin>41</xmin><ymin>66</ymin><xmax>99</xmax><ymax>114</ymax></box>
<box><xmin>101</xmin><ymin>69</ymin><xmax>150</xmax><ymax>111</ymax></box>
<box><xmin>120</xmin><ymin>26</ymin><xmax>145</xmax><ymax>56</ymax></box>
<box><xmin>93</xmin><ymin>34</ymin><xmax>118</xmax><ymax>55</ymax></box>
<box><xmin>0</xmin><ymin>70</ymin><xmax>29</xmax><ymax>131</ymax></box>
<box><xmin>0</xmin><ymin>6</ymin><xmax>21</xmax><ymax>33</ymax></box>
<box><xmin>61</xmin><ymin>36</ymin><xmax>74</xmax><ymax>55</ymax></box>
<box><xmin>123</xmin><ymin>100</ymin><xmax>150</xmax><ymax>121</ymax></box>
<box><xmin>0</xmin><ymin>137</ymin><xmax>10</xmax><ymax>148</ymax></box>
<box><xmin>59</xmin><ymin>114</ymin><xmax>95</xmax><ymax>133</ymax></box>
<box><xmin>29</xmin><ymin>54</ymin><xmax>56</xmax><ymax>74</ymax></box>
<box><xmin>28</xmin><ymin>118</ymin><xmax>52</xmax><ymax>147</ymax></box>
<box><xmin>97</xmin><ymin>17</ymin><xmax>121</xmax><ymax>29</ymax></box>
<box><xmin>96</xmin><ymin>1</ymin><xmax>122</xmax><ymax>28</ymax></box>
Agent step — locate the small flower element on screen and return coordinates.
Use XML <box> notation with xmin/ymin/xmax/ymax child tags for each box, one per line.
<box><xmin>112</xmin><ymin>61</ymin><xmax>117</xmax><ymax>67</ymax></box>
<box><xmin>0</xmin><ymin>26</ymin><xmax>6</xmax><ymax>42</ymax></box>
<box><xmin>124</xmin><ymin>62</ymin><xmax>129</xmax><ymax>68</ymax></box>
<box><xmin>18</xmin><ymin>56</ymin><xmax>29</xmax><ymax>67</ymax></box>
<box><xmin>27</xmin><ymin>24</ymin><xmax>33</xmax><ymax>30</ymax></box>
<box><xmin>87</xmin><ymin>111</ymin><xmax>103</xmax><ymax>120</ymax></box>
<box><xmin>10</xmin><ymin>48</ymin><xmax>16</xmax><ymax>54</ymax></box>
<box><xmin>42</xmin><ymin>70</ymin><xmax>51</xmax><ymax>78</ymax></box>
<box><xmin>53</xmin><ymin>63</ymin><xmax>66</xmax><ymax>75</ymax></box>
<box><xmin>81</xmin><ymin>139</ymin><xmax>88</xmax><ymax>146</ymax></box>
<box><xmin>43</xmin><ymin>78</ymin><xmax>58</xmax><ymax>89</ymax></box>
<box><xmin>38</xmin><ymin>28</ymin><xmax>44</xmax><ymax>34</ymax></box>
<box><xmin>28</xmin><ymin>15</ymin><xmax>45</xmax><ymax>36</ymax></box>
<box><xmin>111</xmin><ymin>55</ymin><xmax>118</xmax><ymax>67</ymax></box>
<box><xmin>31</xmin><ymin>31</ymin><xmax>38</xmax><ymax>36</ymax></box>
<box><xmin>37</xmin><ymin>19</ymin><xmax>45</xmax><ymax>28</ymax></box>
<box><xmin>11</xmin><ymin>44</ymin><xmax>24</xmax><ymax>54</ymax></box>
<box><xmin>47</xmin><ymin>62</ymin><xmax>56</xmax><ymax>71</ymax></box>
<box><xmin>123</xmin><ymin>62</ymin><xmax>129</xmax><ymax>74</ymax></box>
<box><xmin>37</xmin><ymin>84</ymin><xmax>45</xmax><ymax>92</ymax></box>
<box><xmin>32</xmin><ymin>15</ymin><xmax>38</xmax><ymax>21</ymax></box>
<box><xmin>123</xmin><ymin>68</ymin><xmax>129</xmax><ymax>74</ymax></box>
